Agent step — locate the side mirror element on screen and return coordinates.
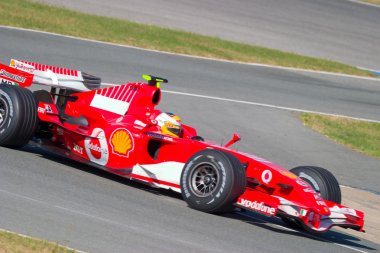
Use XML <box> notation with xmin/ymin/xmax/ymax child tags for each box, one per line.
<box><xmin>224</xmin><ymin>133</ymin><xmax>241</xmax><ymax>148</ymax></box>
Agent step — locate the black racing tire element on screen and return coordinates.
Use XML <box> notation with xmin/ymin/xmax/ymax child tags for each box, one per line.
<box><xmin>0</xmin><ymin>84</ymin><xmax>38</xmax><ymax>148</ymax></box>
<box><xmin>281</xmin><ymin>166</ymin><xmax>341</xmax><ymax>230</ymax></box>
<box><xmin>290</xmin><ymin>166</ymin><xmax>341</xmax><ymax>204</ymax></box>
<box><xmin>180</xmin><ymin>149</ymin><xmax>246</xmax><ymax>214</ymax></box>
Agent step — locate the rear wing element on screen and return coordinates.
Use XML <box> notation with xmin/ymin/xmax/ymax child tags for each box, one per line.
<box><xmin>0</xmin><ymin>59</ymin><xmax>101</xmax><ymax>91</ymax></box>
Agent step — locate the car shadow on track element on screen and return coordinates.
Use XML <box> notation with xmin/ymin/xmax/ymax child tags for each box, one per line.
<box><xmin>21</xmin><ymin>145</ymin><xmax>183</xmax><ymax>200</ymax></box>
<box><xmin>223</xmin><ymin>211</ymin><xmax>377</xmax><ymax>251</ymax></box>
<box><xmin>21</xmin><ymin>145</ymin><xmax>378</xmax><ymax>251</ymax></box>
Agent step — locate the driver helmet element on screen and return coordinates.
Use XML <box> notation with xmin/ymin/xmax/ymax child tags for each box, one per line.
<box><xmin>158</xmin><ymin>112</ymin><xmax>183</xmax><ymax>138</ymax></box>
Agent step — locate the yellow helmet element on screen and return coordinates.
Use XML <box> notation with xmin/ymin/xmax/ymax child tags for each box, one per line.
<box><xmin>161</xmin><ymin>113</ymin><xmax>182</xmax><ymax>138</ymax></box>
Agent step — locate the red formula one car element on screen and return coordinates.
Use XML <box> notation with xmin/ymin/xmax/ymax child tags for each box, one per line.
<box><xmin>0</xmin><ymin>59</ymin><xmax>364</xmax><ymax>234</ymax></box>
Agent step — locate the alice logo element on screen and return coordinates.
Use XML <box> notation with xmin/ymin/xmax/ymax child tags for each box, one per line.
<box><xmin>110</xmin><ymin>129</ymin><xmax>134</xmax><ymax>157</ymax></box>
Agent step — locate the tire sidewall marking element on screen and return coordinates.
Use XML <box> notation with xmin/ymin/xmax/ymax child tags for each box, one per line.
<box><xmin>182</xmin><ymin>154</ymin><xmax>228</xmax><ymax>205</ymax></box>
<box><xmin>0</xmin><ymin>89</ymin><xmax>14</xmax><ymax>134</ymax></box>
<box><xmin>214</xmin><ymin>160</ymin><xmax>226</xmax><ymax>199</ymax></box>
<box><xmin>299</xmin><ymin>172</ymin><xmax>320</xmax><ymax>192</ymax></box>
<box><xmin>182</xmin><ymin>158</ymin><xmax>197</xmax><ymax>198</ymax></box>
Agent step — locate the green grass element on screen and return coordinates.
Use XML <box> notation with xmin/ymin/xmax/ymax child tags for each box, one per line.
<box><xmin>300</xmin><ymin>113</ymin><xmax>380</xmax><ymax>159</ymax></box>
<box><xmin>362</xmin><ymin>0</ymin><xmax>380</xmax><ymax>5</ymax></box>
<box><xmin>0</xmin><ymin>0</ymin><xmax>374</xmax><ymax>77</ymax></box>
<box><xmin>0</xmin><ymin>230</ymin><xmax>76</xmax><ymax>253</ymax></box>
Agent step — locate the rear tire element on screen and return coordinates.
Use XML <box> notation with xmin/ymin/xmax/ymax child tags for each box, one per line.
<box><xmin>180</xmin><ymin>149</ymin><xmax>246</xmax><ymax>213</ymax></box>
<box><xmin>0</xmin><ymin>84</ymin><xmax>38</xmax><ymax>148</ymax></box>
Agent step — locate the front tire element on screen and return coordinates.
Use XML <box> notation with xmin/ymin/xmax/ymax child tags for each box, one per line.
<box><xmin>290</xmin><ymin>166</ymin><xmax>341</xmax><ymax>204</ymax></box>
<box><xmin>180</xmin><ymin>149</ymin><xmax>246</xmax><ymax>214</ymax></box>
<box><xmin>281</xmin><ymin>166</ymin><xmax>341</xmax><ymax>231</ymax></box>
<box><xmin>0</xmin><ymin>84</ymin><xmax>38</xmax><ymax>148</ymax></box>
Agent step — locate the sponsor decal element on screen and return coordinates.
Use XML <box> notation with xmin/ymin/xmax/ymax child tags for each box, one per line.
<box><xmin>0</xmin><ymin>69</ymin><xmax>26</xmax><ymax>83</ymax></box>
<box><xmin>343</xmin><ymin>208</ymin><xmax>356</xmax><ymax>216</ymax></box>
<box><xmin>10</xmin><ymin>59</ymin><xmax>35</xmax><ymax>74</ymax></box>
<box><xmin>154</xmin><ymin>113</ymin><xmax>174</xmax><ymax>127</ymax></box>
<box><xmin>88</xmin><ymin>142</ymin><xmax>106</xmax><ymax>157</ymax></box>
<box><xmin>296</xmin><ymin>179</ymin><xmax>310</xmax><ymax>187</ymax></box>
<box><xmin>37</xmin><ymin>107</ymin><xmax>46</xmax><ymax>114</ymax></box>
<box><xmin>261</xmin><ymin>170</ymin><xmax>272</xmax><ymax>184</ymax></box>
<box><xmin>146</xmin><ymin>132</ymin><xmax>173</xmax><ymax>141</ymax></box>
<box><xmin>299</xmin><ymin>172</ymin><xmax>320</xmax><ymax>191</ymax></box>
<box><xmin>238</xmin><ymin>198</ymin><xmax>276</xmax><ymax>216</ymax></box>
<box><xmin>15</xmin><ymin>60</ymin><xmax>78</xmax><ymax>76</ymax></box>
<box><xmin>84</xmin><ymin>128</ymin><xmax>109</xmax><ymax>165</ymax></box>
<box><xmin>45</xmin><ymin>105</ymin><xmax>53</xmax><ymax>113</ymax></box>
<box><xmin>303</xmin><ymin>187</ymin><xmax>316</xmax><ymax>193</ymax></box>
<box><xmin>316</xmin><ymin>200</ymin><xmax>326</xmax><ymax>206</ymax></box>
<box><xmin>166</xmin><ymin>123</ymin><xmax>179</xmax><ymax>129</ymax></box>
<box><xmin>340</xmin><ymin>207</ymin><xmax>357</xmax><ymax>216</ymax></box>
<box><xmin>73</xmin><ymin>144</ymin><xmax>83</xmax><ymax>154</ymax></box>
<box><xmin>300</xmin><ymin>209</ymin><xmax>308</xmax><ymax>216</ymax></box>
<box><xmin>0</xmin><ymin>78</ymin><xmax>17</xmax><ymax>86</ymax></box>
<box><xmin>110</xmin><ymin>128</ymin><xmax>134</xmax><ymax>157</ymax></box>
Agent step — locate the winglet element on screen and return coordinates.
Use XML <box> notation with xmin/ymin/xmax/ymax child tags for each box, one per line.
<box><xmin>142</xmin><ymin>74</ymin><xmax>168</xmax><ymax>88</ymax></box>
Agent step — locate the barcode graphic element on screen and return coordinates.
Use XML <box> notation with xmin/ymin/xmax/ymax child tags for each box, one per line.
<box><xmin>90</xmin><ymin>84</ymin><xmax>141</xmax><ymax>115</ymax></box>
<box><xmin>96</xmin><ymin>85</ymin><xmax>139</xmax><ymax>102</ymax></box>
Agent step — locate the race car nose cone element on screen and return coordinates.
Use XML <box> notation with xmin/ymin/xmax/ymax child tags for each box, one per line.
<box><xmin>315</xmin><ymin>205</ymin><xmax>331</xmax><ymax>216</ymax></box>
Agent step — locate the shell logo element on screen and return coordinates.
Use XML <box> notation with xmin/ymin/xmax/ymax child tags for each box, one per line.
<box><xmin>110</xmin><ymin>128</ymin><xmax>134</xmax><ymax>157</ymax></box>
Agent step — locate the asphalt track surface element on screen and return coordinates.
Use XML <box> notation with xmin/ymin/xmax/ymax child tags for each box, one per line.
<box><xmin>0</xmin><ymin>27</ymin><xmax>379</xmax><ymax>252</ymax></box>
<box><xmin>39</xmin><ymin>0</ymin><xmax>380</xmax><ymax>70</ymax></box>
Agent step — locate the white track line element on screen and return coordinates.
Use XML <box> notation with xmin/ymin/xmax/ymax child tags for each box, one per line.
<box><xmin>102</xmin><ymin>82</ymin><xmax>379</xmax><ymax>123</ymax></box>
<box><xmin>161</xmin><ymin>90</ymin><xmax>380</xmax><ymax>123</ymax></box>
<box><xmin>1</xmin><ymin>25</ymin><xmax>380</xmax><ymax>82</ymax></box>
<box><xmin>237</xmin><ymin>212</ymin><xmax>371</xmax><ymax>253</ymax></box>
<box><xmin>346</xmin><ymin>0</ymin><xmax>380</xmax><ymax>8</ymax></box>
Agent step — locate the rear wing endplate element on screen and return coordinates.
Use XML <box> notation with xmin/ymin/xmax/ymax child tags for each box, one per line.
<box><xmin>0</xmin><ymin>62</ymin><xmax>33</xmax><ymax>87</ymax></box>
